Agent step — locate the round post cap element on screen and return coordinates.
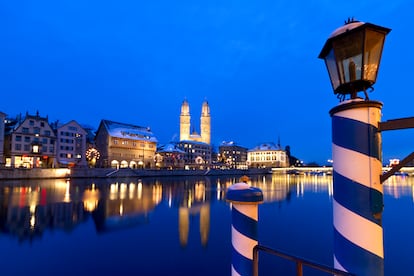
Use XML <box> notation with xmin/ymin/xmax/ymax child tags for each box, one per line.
<box><xmin>226</xmin><ymin>182</ymin><xmax>263</xmax><ymax>204</ymax></box>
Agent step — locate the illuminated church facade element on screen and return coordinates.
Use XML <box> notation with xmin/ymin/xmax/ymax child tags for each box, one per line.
<box><xmin>178</xmin><ymin>99</ymin><xmax>212</xmax><ymax>169</ymax></box>
<box><xmin>179</xmin><ymin>99</ymin><xmax>211</xmax><ymax>144</ymax></box>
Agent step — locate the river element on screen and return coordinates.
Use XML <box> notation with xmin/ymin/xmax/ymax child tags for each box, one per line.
<box><xmin>0</xmin><ymin>173</ymin><xmax>412</xmax><ymax>275</ymax></box>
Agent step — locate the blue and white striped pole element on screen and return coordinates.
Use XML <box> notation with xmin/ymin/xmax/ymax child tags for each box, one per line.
<box><xmin>330</xmin><ymin>99</ymin><xmax>384</xmax><ymax>276</ymax></box>
<box><xmin>226</xmin><ymin>182</ymin><xmax>263</xmax><ymax>276</ymax></box>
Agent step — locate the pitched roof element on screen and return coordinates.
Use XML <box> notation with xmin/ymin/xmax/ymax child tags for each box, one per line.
<box><xmin>101</xmin><ymin>120</ymin><xmax>157</xmax><ymax>142</ymax></box>
<box><xmin>249</xmin><ymin>142</ymin><xmax>282</xmax><ymax>152</ymax></box>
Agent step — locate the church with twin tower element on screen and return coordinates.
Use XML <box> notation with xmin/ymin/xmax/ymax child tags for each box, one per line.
<box><xmin>179</xmin><ymin>99</ymin><xmax>211</xmax><ymax>145</ymax></box>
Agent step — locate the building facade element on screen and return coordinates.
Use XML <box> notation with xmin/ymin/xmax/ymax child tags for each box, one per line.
<box><xmin>4</xmin><ymin>112</ymin><xmax>56</xmax><ymax>168</ymax></box>
<box><xmin>95</xmin><ymin>120</ymin><xmax>157</xmax><ymax>168</ymax></box>
<box><xmin>0</xmin><ymin>112</ymin><xmax>6</xmax><ymax>166</ymax></box>
<box><xmin>155</xmin><ymin>143</ymin><xmax>185</xmax><ymax>169</ymax></box>
<box><xmin>247</xmin><ymin>142</ymin><xmax>289</xmax><ymax>168</ymax></box>
<box><xmin>56</xmin><ymin>120</ymin><xmax>87</xmax><ymax>168</ymax></box>
<box><xmin>218</xmin><ymin>141</ymin><xmax>248</xmax><ymax>169</ymax></box>
<box><xmin>176</xmin><ymin>140</ymin><xmax>212</xmax><ymax>169</ymax></box>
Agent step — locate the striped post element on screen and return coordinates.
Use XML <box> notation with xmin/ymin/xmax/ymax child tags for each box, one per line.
<box><xmin>330</xmin><ymin>99</ymin><xmax>384</xmax><ymax>276</ymax></box>
<box><xmin>226</xmin><ymin>182</ymin><xmax>263</xmax><ymax>276</ymax></box>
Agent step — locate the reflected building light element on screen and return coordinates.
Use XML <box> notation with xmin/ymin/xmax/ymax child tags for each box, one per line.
<box><xmin>328</xmin><ymin>181</ymin><xmax>333</xmax><ymax>197</ymax></box>
<box><xmin>110</xmin><ymin>183</ymin><xmax>119</xmax><ymax>200</ymax></box>
<box><xmin>120</xmin><ymin>183</ymin><xmax>127</xmax><ymax>200</ymax></box>
<box><xmin>168</xmin><ymin>187</ymin><xmax>172</xmax><ymax>208</ymax></box>
<box><xmin>83</xmin><ymin>188</ymin><xmax>100</xmax><ymax>212</ymax></box>
<box><xmin>30</xmin><ymin>215</ymin><xmax>35</xmax><ymax>229</ymax></box>
<box><xmin>28</xmin><ymin>190</ymin><xmax>40</xmax><ymax>209</ymax></box>
<box><xmin>129</xmin><ymin>183</ymin><xmax>136</xmax><ymax>199</ymax></box>
<box><xmin>119</xmin><ymin>202</ymin><xmax>124</xmax><ymax>216</ymax></box>
<box><xmin>64</xmin><ymin>180</ymin><xmax>71</xmax><ymax>203</ymax></box>
<box><xmin>137</xmin><ymin>182</ymin><xmax>143</xmax><ymax>199</ymax></box>
<box><xmin>301</xmin><ymin>182</ymin><xmax>304</xmax><ymax>197</ymax></box>
<box><xmin>195</xmin><ymin>183</ymin><xmax>205</xmax><ymax>202</ymax></box>
<box><xmin>29</xmin><ymin>204</ymin><xmax>36</xmax><ymax>229</ymax></box>
<box><xmin>200</xmin><ymin>204</ymin><xmax>210</xmax><ymax>247</ymax></box>
<box><xmin>383</xmin><ymin>175</ymin><xmax>414</xmax><ymax>199</ymax></box>
<box><xmin>179</xmin><ymin>207</ymin><xmax>189</xmax><ymax>247</ymax></box>
<box><xmin>187</xmin><ymin>190</ymin><xmax>193</xmax><ymax>208</ymax></box>
<box><xmin>152</xmin><ymin>185</ymin><xmax>162</xmax><ymax>204</ymax></box>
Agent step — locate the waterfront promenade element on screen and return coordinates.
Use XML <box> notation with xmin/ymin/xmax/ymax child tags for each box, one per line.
<box><xmin>0</xmin><ymin>167</ymin><xmax>272</xmax><ymax>180</ymax></box>
<box><xmin>1</xmin><ymin>166</ymin><xmax>411</xmax><ymax>180</ymax></box>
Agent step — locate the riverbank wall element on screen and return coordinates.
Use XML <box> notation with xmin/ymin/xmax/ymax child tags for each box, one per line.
<box><xmin>0</xmin><ymin>167</ymin><xmax>271</xmax><ymax>180</ymax></box>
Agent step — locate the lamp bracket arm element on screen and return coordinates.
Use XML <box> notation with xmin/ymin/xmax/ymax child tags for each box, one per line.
<box><xmin>380</xmin><ymin>151</ymin><xmax>414</xmax><ymax>183</ymax></box>
<box><xmin>378</xmin><ymin>116</ymin><xmax>414</xmax><ymax>132</ymax></box>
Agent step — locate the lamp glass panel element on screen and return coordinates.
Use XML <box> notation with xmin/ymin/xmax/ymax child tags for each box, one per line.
<box><xmin>332</xmin><ymin>30</ymin><xmax>364</xmax><ymax>84</ymax></box>
<box><xmin>325</xmin><ymin>48</ymin><xmax>340</xmax><ymax>90</ymax></box>
<box><xmin>364</xmin><ymin>29</ymin><xmax>386</xmax><ymax>82</ymax></box>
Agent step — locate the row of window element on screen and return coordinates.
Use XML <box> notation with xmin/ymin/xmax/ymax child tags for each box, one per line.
<box><xmin>110</xmin><ymin>153</ymin><xmax>145</xmax><ymax>158</ymax></box>
<box><xmin>60</xmin><ymin>131</ymin><xmax>83</xmax><ymax>137</ymax></box>
<box><xmin>14</xmin><ymin>143</ymin><xmax>54</xmax><ymax>153</ymax></box>
<box><xmin>28</xmin><ymin>120</ymin><xmax>45</xmax><ymax>127</ymax></box>
<box><xmin>59</xmin><ymin>153</ymin><xmax>82</xmax><ymax>158</ymax></box>
<box><xmin>21</xmin><ymin>127</ymin><xmax>52</xmax><ymax>136</ymax></box>
<box><xmin>15</xmin><ymin>135</ymin><xmax>55</xmax><ymax>144</ymax></box>
<box><xmin>60</xmin><ymin>146</ymin><xmax>74</xmax><ymax>151</ymax></box>
<box><xmin>112</xmin><ymin>139</ymin><xmax>154</xmax><ymax>148</ymax></box>
<box><xmin>249</xmin><ymin>156</ymin><xmax>286</xmax><ymax>161</ymax></box>
<box><xmin>60</xmin><ymin>138</ymin><xmax>75</xmax><ymax>144</ymax></box>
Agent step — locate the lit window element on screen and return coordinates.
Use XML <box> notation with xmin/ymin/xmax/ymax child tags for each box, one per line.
<box><xmin>32</xmin><ymin>145</ymin><xmax>39</xmax><ymax>153</ymax></box>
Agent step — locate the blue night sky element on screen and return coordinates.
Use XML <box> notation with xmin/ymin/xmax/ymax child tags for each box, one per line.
<box><xmin>1</xmin><ymin>0</ymin><xmax>413</xmax><ymax>165</ymax></box>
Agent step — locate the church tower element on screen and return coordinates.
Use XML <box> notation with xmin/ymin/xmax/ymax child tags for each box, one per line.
<box><xmin>200</xmin><ymin>100</ymin><xmax>211</xmax><ymax>144</ymax></box>
<box><xmin>180</xmin><ymin>99</ymin><xmax>190</xmax><ymax>141</ymax></box>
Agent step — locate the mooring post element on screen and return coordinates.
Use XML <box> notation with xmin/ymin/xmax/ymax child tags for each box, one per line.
<box><xmin>330</xmin><ymin>99</ymin><xmax>384</xmax><ymax>276</ymax></box>
<box><xmin>226</xmin><ymin>180</ymin><xmax>263</xmax><ymax>276</ymax></box>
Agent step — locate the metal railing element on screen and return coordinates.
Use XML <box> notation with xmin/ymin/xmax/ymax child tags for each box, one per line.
<box><xmin>253</xmin><ymin>244</ymin><xmax>354</xmax><ymax>276</ymax></box>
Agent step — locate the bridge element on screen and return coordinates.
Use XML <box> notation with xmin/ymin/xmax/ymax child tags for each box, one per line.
<box><xmin>271</xmin><ymin>166</ymin><xmax>414</xmax><ymax>176</ymax></box>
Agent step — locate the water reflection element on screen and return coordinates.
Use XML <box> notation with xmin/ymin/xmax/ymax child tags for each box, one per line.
<box><xmin>0</xmin><ymin>179</ymin><xmax>87</xmax><ymax>242</ymax></box>
<box><xmin>0</xmin><ymin>174</ymin><xmax>412</xmax><ymax>245</ymax></box>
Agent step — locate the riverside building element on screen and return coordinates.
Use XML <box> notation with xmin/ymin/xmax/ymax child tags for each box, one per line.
<box><xmin>247</xmin><ymin>142</ymin><xmax>289</xmax><ymax>168</ymax></box>
<box><xmin>4</xmin><ymin>111</ymin><xmax>56</xmax><ymax>168</ymax></box>
<box><xmin>178</xmin><ymin>99</ymin><xmax>212</xmax><ymax>169</ymax></box>
<box><xmin>95</xmin><ymin>120</ymin><xmax>157</xmax><ymax>169</ymax></box>
<box><xmin>55</xmin><ymin>120</ymin><xmax>88</xmax><ymax>168</ymax></box>
<box><xmin>218</xmin><ymin>141</ymin><xmax>248</xmax><ymax>169</ymax></box>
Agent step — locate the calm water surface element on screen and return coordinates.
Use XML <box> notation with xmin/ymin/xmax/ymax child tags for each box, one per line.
<box><xmin>0</xmin><ymin>173</ymin><xmax>413</xmax><ymax>275</ymax></box>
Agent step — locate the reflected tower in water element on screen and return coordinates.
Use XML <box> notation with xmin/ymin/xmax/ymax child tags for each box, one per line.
<box><xmin>178</xmin><ymin>181</ymin><xmax>211</xmax><ymax>247</ymax></box>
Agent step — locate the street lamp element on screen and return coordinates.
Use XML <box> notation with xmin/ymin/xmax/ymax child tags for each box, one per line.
<box><xmin>318</xmin><ymin>18</ymin><xmax>390</xmax><ymax>101</ymax></box>
<box><xmin>320</xmin><ymin>18</ymin><xmax>391</xmax><ymax>276</ymax></box>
